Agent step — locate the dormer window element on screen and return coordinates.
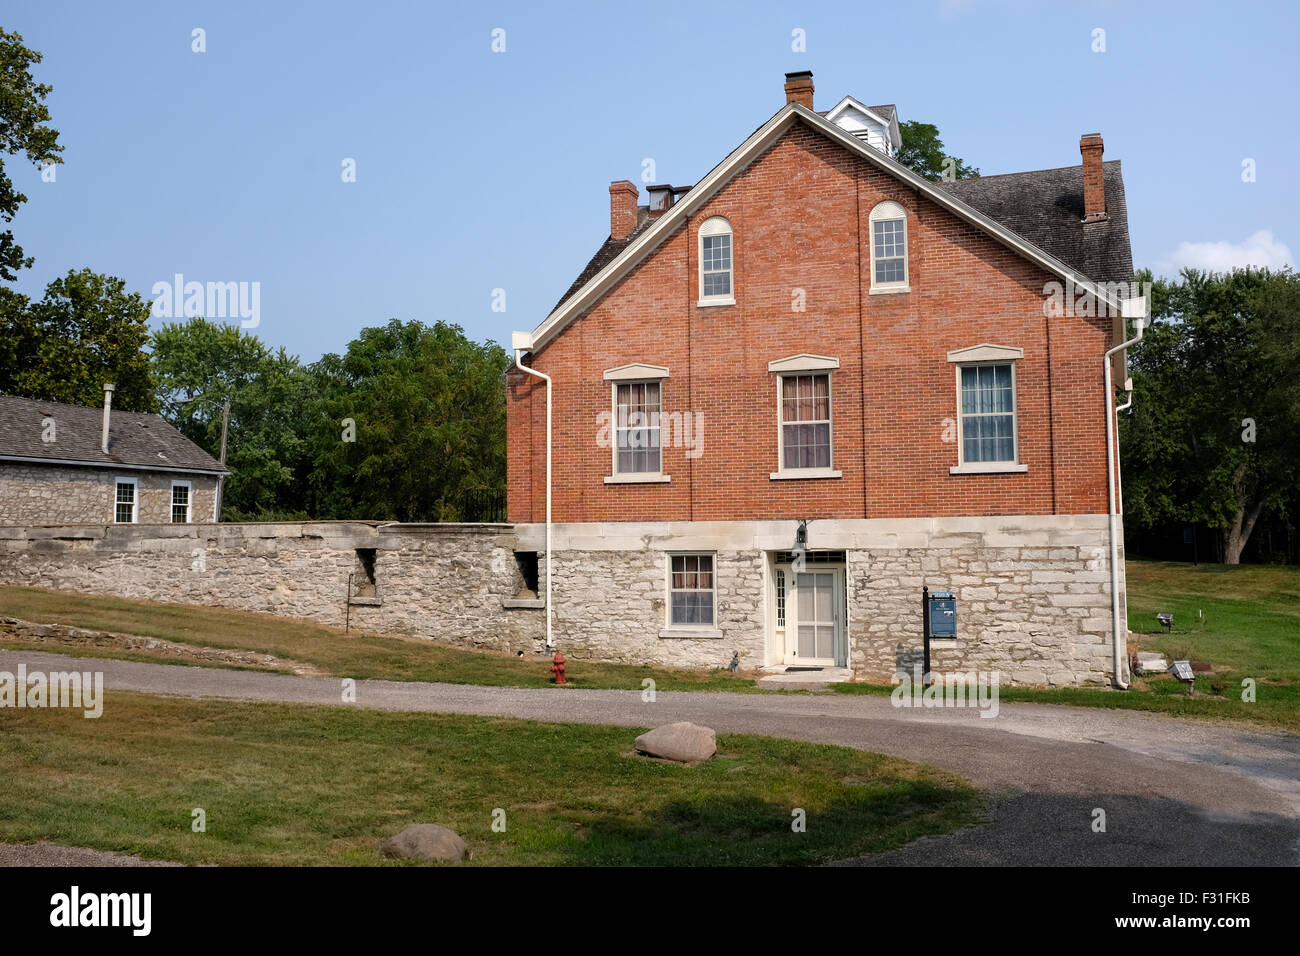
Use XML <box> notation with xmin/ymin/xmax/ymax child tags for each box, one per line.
<box><xmin>869</xmin><ymin>201</ymin><xmax>909</xmax><ymax>293</ymax></box>
<box><xmin>698</xmin><ymin>217</ymin><xmax>734</xmax><ymax>306</ymax></box>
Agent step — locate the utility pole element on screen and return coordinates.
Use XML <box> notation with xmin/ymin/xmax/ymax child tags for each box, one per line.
<box><xmin>216</xmin><ymin>397</ymin><xmax>230</xmax><ymax>522</ymax></box>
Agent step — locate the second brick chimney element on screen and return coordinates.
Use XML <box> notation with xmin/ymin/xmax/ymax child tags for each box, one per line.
<box><xmin>1080</xmin><ymin>133</ymin><xmax>1107</xmax><ymax>223</ymax></box>
<box><xmin>784</xmin><ymin>71</ymin><xmax>814</xmax><ymax>109</ymax></box>
<box><xmin>609</xmin><ymin>180</ymin><xmax>639</xmax><ymax>240</ymax></box>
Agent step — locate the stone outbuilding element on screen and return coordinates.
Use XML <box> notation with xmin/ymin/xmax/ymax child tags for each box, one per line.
<box><xmin>0</xmin><ymin>388</ymin><xmax>226</xmax><ymax>525</ymax></box>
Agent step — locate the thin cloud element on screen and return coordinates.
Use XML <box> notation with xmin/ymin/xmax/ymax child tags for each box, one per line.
<box><xmin>1149</xmin><ymin>229</ymin><xmax>1294</xmax><ymax>277</ymax></box>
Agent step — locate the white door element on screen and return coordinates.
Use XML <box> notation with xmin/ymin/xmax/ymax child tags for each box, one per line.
<box><xmin>785</xmin><ymin>568</ymin><xmax>844</xmax><ymax>666</ymax></box>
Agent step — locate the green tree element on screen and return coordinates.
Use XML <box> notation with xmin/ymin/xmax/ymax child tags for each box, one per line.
<box><xmin>307</xmin><ymin>319</ymin><xmax>508</xmax><ymax>521</ymax></box>
<box><xmin>0</xmin><ymin>268</ymin><xmax>155</xmax><ymax>410</ymax></box>
<box><xmin>896</xmin><ymin>120</ymin><xmax>978</xmax><ymax>182</ymax></box>
<box><xmin>151</xmin><ymin>317</ymin><xmax>313</xmax><ymax>519</ymax></box>
<box><xmin>1121</xmin><ymin>267</ymin><xmax>1300</xmax><ymax>564</ymax></box>
<box><xmin>0</xmin><ymin>28</ymin><xmax>63</xmax><ymax>280</ymax></box>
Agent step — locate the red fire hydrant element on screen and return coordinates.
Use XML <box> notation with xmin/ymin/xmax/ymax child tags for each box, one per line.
<box><xmin>550</xmin><ymin>652</ymin><xmax>567</xmax><ymax>685</ymax></box>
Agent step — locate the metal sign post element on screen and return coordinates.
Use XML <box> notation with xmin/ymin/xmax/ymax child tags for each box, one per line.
<box><xmin>922</xmin><ymin>585</ymin><xmax>931</xmax><ymax>687</ymax></box>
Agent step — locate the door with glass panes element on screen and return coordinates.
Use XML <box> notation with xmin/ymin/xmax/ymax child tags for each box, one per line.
<box><xmin>776</xmin><ymin>564</ymin><xmax>845</xmax><ymax>667</ymax></box>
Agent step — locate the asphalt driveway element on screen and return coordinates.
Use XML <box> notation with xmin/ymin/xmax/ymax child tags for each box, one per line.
<box><xmin>3</xmin><ymin>649</ymin><xmax>1298</xmax><ymax>866</ymax></box>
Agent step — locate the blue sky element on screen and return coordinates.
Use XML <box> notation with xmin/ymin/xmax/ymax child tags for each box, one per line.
<box><xmin>6</xmin><ymin>0</ymin><xmax>1298</xmax><ymax>363</ymax></box>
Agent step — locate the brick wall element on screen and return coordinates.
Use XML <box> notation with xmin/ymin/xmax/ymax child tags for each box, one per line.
<box><xmin>508</xmin><ymin>124</ymin><xmax>1115</xmax><ymax>523</ymax></box>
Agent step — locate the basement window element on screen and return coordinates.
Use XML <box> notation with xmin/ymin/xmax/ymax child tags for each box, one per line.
<box><xmin>514</xmin><ymin>551</ymin><xmax>539</xmax><ymax>597</ymax></box>
<box><xmin>353</xmin><ymin>548</ymin><xmax>377</xmax><ymax>598</ymax></box>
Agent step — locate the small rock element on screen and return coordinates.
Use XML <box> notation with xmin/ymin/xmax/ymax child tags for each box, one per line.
<box><xmin>379</xmin><ymin>824</ymin><xmax>467</xmax><ymax>863</ymax></box>
<box><xmin>634</xmin><ymin>722</ymin><xmax>716</xmax><ymax>763</ymax></box>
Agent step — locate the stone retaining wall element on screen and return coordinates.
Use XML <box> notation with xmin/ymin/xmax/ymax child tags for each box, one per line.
<box><xmin>0</xmin><ymin>522</ymin><xmax>544</xmax><ymax>654</ymax></box>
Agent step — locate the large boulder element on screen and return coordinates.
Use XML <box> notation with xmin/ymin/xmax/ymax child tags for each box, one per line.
<box><xmin>634</xmin><ymin>722</ymin><xmax>717</xmax><ymax>763</ymax></box>
<box><xmin>380</xmin><ymin>824</ymin><xmax>468</xmax><ymax>863</ymax></box>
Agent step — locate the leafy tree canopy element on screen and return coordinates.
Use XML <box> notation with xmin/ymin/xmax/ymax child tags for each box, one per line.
<box><xmin>0</xmin><ymin>268</ymin><xmax>155</xmax><ymax>410</ymax></box>
<box><xmin>0</xmin><ymin>28</ymin><xmax>63</xmax><ymax>280</ymax></box>
<box><xmin>896</xmin><ymin>120</ymin><xmax>978</xmax><ymax>182</ymax></box>
<box><xmin>1121</xmin><ymin>267</ymin><xmax>1300</xmax><ymax>563</ymax></box>
<box><xmin>307</xmin><ymin>319</ymin><xmax>508</xmax><ymax>522</ymax></box>
<box><xmin>152</xmin><ymin>317</ymin><xmax>312</xmax><ymax>518</ymax></box>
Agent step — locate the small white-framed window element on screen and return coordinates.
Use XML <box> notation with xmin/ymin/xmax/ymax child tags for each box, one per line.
<box><xmin>114</xmin><ymin>477</ymin><xmax>138</xmax><ymax>524</ymax></box>
<box><xmin>698</xmin><ymin>216</ymin><xmax>734</xmax><ymax>306</ymax></box>
<box><xmin>171</xmin><ymin>480</ymin><xmax>192</xmax><ymax>523</ymax></box>
<box><xmin>667</xmin><ymin>553</ymin><xmax>716</xmax><ymax>627</ymax></box>
<box><xmin>947</xmin><ymin>344</ymin><xmax>1027</xmax><ymax>474</ymax></box>
<box><xmin>869</xmin><ymin>200</ymin><xmax>908</xmax><ymax>293</ymax></box>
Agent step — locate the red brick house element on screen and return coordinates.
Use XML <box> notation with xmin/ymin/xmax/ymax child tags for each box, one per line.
<box><xmin>506</xmin><ymin>72</ymin><xmax>1143</xmax><ymax>686</ymax></box>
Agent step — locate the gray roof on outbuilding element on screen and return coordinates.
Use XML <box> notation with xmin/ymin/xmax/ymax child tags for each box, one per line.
<box><xmin>0</xmin><ymin>393</ymin><xmax>226</xmax><ymax>474</ymax></box>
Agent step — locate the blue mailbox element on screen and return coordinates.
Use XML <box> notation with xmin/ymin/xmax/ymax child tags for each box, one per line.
<box><xmin>928</xmin><ymin>591</ymin><xmax>956</xmax><ymax>638</ymax></box>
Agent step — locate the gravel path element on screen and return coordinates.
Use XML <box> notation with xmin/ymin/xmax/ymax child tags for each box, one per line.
<box><xmin>4</xmin><ymin>648</ymin><xmax>1298</xmax><ymax>866</ymax></box>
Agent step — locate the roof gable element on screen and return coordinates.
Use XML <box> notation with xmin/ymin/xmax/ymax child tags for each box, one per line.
<box><xmin>531</xmin><ymin>103</ymin><xmax>1133</xmax><ymax>353</ymax></box>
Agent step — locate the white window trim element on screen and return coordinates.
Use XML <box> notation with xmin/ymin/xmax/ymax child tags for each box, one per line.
<box><xmin>772</xmin><ymin>371</ymin><xmax>842</xmax><ymax>480</ymax></box>
<box><xmin>607</xmin><ymin>378</ymin><xmax>670</xmax><ymax>483</ymax></box>
<box><xmin>604</xmin><ymin>363</ymin><xmax>670</xmax><ymax>382</ymax></box>
<box><xmin>170</xmin><ymin>479</ymin><xmax>193</xmax><ymax>523</ymax></box>
<box><xmin>697</xmin><ymin>216</ymin><xmax>735</xmax><ymax>307</ymax></box>
<box><xmin>114</xmin><ymin>476</ymin><xmax>138</xmax><ymax>524</ymax></box>
<box><xmin>767</xmin><ymin>354</ymin><xmax>840</xmax><ymax>374</ymax></box>
<box><xmin>949</xmin><ymin>352</ymin><xmax>1028</xmax><ymax>474</ymax></box>
<box><xmin>868</xmin><ymin>200</ymin><xmax>909</xmax><ymax>294</ymax></box>
<box><xmin>661</xmin><ymin>551</ymin><xmax>721</xmax><ymax>636</ymax></box>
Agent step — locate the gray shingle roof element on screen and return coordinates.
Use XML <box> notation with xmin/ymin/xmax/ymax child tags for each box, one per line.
<box><xmin>937</xmin><ymin>160</ymin><xmax>1133</xmax><ymax>285</ymax></box>
<box><xmin>0</xmin><ymin>393</ymin><xmax>226</xmax><ymax>473</ymax></box>
<box><xmin>550</xmin><ymin>208</ymin><xmax>655</xmax><ymax>315</ymax></box>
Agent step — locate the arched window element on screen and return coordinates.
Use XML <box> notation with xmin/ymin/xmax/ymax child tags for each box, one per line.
<box><xmin>868</xmin><ymin>201</ymin><xmax>908</xmax><ymax>293</ymax></box>
<box><xmin>698</xmin><ymin>216</ymin><xmax>734</xmax><ymax>305</ymax></box>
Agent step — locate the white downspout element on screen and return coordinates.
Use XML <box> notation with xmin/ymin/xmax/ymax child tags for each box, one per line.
<box><xmin>512</xmin><ymin>333</ymin><xmax>553</xmax><ymax>650</ymax></box>
<box><xmin>1104</xmin><ymin>296</ymin><xmax>1147</xmax><ymax>689</ymax></box>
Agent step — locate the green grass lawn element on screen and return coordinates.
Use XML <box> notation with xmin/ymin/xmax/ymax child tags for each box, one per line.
<box><xmin>0</xmin><ymin>692</ymin><xmax>984</xmax><ymax>866</ymax></box>
<box><xmin>834</xmin><ymin>559</ymin><xmax>1300</xmax><ymax>732</ymax></box>
<box><xmin>0</xmin><ymin>586</ymin><xmax>756</xmax><ymax>692</ymax></box>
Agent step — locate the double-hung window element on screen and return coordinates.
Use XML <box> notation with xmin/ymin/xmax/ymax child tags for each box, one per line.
<box><xmin>603</xmin><ymin>364</ymin><xmax>671</xmax><ymax>483</ymax></box>
<box><xmin>616</xmin><ymin>381</ymin><xmax>661</xmax><ymax>475</ymax></box>
<box><xmin>171</xmin><ymin>480</ymin><xmax>192</xmax><ymax>523</ymax></box>
<box><xmin>668</xmin><ymin>553</ymin><xmax>715</xmax><ymax>627</ymax></box>
<box><xmin>869</xmin><ymin>201</ymin><xmax>908</xmax><ymax>292</ymax></box>
<box><xmin>768</xmin><ymin>354</ymin><xmax>842</xmax><ymax>479</ymax></box>
<box><xmin>698</xmin><ymin>217</ymin><xmax>734</xmax><ymax>305</ymax></box>
<box><xmin>114</xmin><ymin>478</ymin><xmax>137</xmax><ymax>523</ymax></box>
<box><xmin>782</xmin><ymin>375</ymin><xmax>831</xmax><ymax>468</ymax></box>
<box><xmin>947</xmin><ymin>345</ymin><xmax>1028</xmax><ymax>474</ymax></box>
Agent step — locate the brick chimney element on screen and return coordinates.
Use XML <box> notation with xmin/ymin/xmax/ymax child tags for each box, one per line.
<box><xmin>1080</xmin><ymin>133</ymin><xmax>1107</xmax><ymax>223</ymax></box>
<box><xmin>609</xmin><ymin>180</ymin><xmax>639</xmax><ymax>240</ymax></box>
<box><xmin>101</xmin><ymin>383</ymin><xmax>114</xmax><ymax>454</ymax></box>
<box><xmin>784</xmin><ymin>71</ymin><xmax>814</xmax><ymax>109</ymax></box>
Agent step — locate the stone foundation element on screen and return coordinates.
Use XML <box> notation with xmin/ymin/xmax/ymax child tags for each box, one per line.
<box><xmin>0</xmin><ymin>514</ymin><xmax>1126</xmax><ymax>685</ymax></box>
